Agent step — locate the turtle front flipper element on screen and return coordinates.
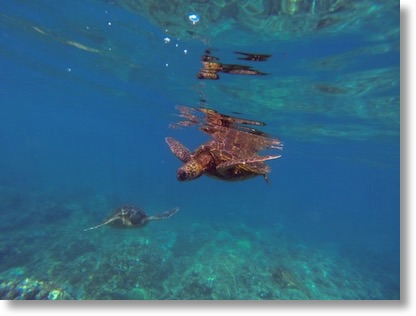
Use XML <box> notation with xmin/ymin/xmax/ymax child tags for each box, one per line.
<box><xmin>166</xmin><ymin>137</ymin><xmax>192</xmax><ymax>162</ymax></box>
<box><xmin>147</xmin><ymin>207</ymin><xmax>180</xmax><ymax>222</ymax></box>
<box><xmin>84</xmin><ymin>216</ymin><xmax>119</xmax><ymax>231</ymax></box>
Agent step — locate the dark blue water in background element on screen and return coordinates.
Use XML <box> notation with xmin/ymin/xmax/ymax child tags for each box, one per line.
<box><xmin>0</xmin><ymin>1</ymin><xmax>400</xmax><ymax>299</ymax></box>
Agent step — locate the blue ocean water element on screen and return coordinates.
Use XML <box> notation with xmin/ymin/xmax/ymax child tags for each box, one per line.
<box><xmin>0</xmin><ymin>1</ymin><xmax>399</xmax><ymax>300</ymax></box>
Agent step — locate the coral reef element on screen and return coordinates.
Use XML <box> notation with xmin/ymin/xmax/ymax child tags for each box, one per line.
<box><xmin>271</xmin><ymin>266</ymin><xmax>298</xmax><ymax>289</ymax></box>
<box><xmin>0</xmin><ymin>268</ymin><xmax>73</xmax><ymax>300</ymax></box>
<box><xmin>0</xmin><ymin>191</ymin><xmax>400</xmax><ymax>300</ymax></box>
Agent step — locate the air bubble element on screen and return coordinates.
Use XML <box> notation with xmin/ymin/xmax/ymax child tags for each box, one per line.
<box><xmin>188</xmin><ymin>13</ymin><xmax>199</xmax><ymax>25</ymax></box>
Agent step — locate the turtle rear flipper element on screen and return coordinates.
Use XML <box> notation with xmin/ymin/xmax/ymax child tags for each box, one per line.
<box><xmin>216</xmin><ymin>154</ymin><xmax>281</xmax><ymax>170</ymax></box>
<box><xmin>166</xmin><ymin>137</ymin><xmax>192</xmax><ymax>162</ymax></box>
<box><xmin>147</xmin><ymin>207</ymin><xmax>180</xmax><ymax>222</ymax></box>
<box><xmin>217</xmin><ymin>155</ymin><xmax>281</xmax><ymax>184</ymax></box>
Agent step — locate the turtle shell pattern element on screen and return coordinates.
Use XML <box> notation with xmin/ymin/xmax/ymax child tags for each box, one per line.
<box><xmin>105</xmin><ymin>205</ymin><xmax>149</xmax><ymax>228</ymax></box>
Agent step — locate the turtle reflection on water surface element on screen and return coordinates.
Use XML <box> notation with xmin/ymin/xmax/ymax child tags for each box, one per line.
<box><xmin>166</xmin><ymin>106</ymin><xmax>282</xmax><ymax>184</ymax></box>
<box><xmin>84</xmin><ymin>205</ymin><xmax>179</xmax><ymax>231</ymax></box>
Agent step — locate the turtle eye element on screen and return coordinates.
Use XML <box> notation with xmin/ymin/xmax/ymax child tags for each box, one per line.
<box><xmin>177</xmin><ymin>169</ymin><xmax>188</xmax><ymax>181</ymax></box>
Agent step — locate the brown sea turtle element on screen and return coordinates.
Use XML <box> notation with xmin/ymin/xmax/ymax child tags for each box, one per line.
<box><xmin>166</xmin><ymin>106</ymin><xmax>282</xmax><ymax>183</ymax></box>
<box><xmin>166</xmin><ymin>137</ymin><xmax>280</xmax><ymax>183</ymax></box>
<box><xmin>84</xmin><ymin>206</ymin><xmax>179</xmax><ymax>231</ymax></box>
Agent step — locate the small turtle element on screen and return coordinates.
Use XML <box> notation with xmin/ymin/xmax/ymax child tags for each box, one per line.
<box><xmin>84</xmin><ymin>205</ymin><xmax>179</xmax><ymax>231</ymax></box>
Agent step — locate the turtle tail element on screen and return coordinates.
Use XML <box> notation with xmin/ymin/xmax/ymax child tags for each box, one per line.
<box><xmin>147</xmin><ymin>207</ymin><xmax>180</xmax><ymax>221</ymax></box>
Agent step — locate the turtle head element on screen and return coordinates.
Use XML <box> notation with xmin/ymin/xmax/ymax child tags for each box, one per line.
<box><xmin>177</xmin><ymin>159</ymin><xmax>204</xmax><ymax>181</ymax></box>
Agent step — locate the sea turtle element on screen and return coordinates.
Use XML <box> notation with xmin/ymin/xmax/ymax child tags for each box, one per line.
<box><xmin>166</xmin><ymin>106</ymin><xmax>283</xmax><ymax>183</ymax></box>
<box><xmin>84</xmin><ymin>205</ymin><xmax>179</xmax><ymax>231</ymax></box>
<box><xmin>166</xmin><ymin>137</ymin><xmax>280</xmax><ymax>183</ymax></box>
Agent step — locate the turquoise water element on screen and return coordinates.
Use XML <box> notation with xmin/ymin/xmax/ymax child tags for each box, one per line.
<box><xmin>0</xmin><ymin>1</ymin><xmax>399</xmax><ymax>300</ymax></box>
